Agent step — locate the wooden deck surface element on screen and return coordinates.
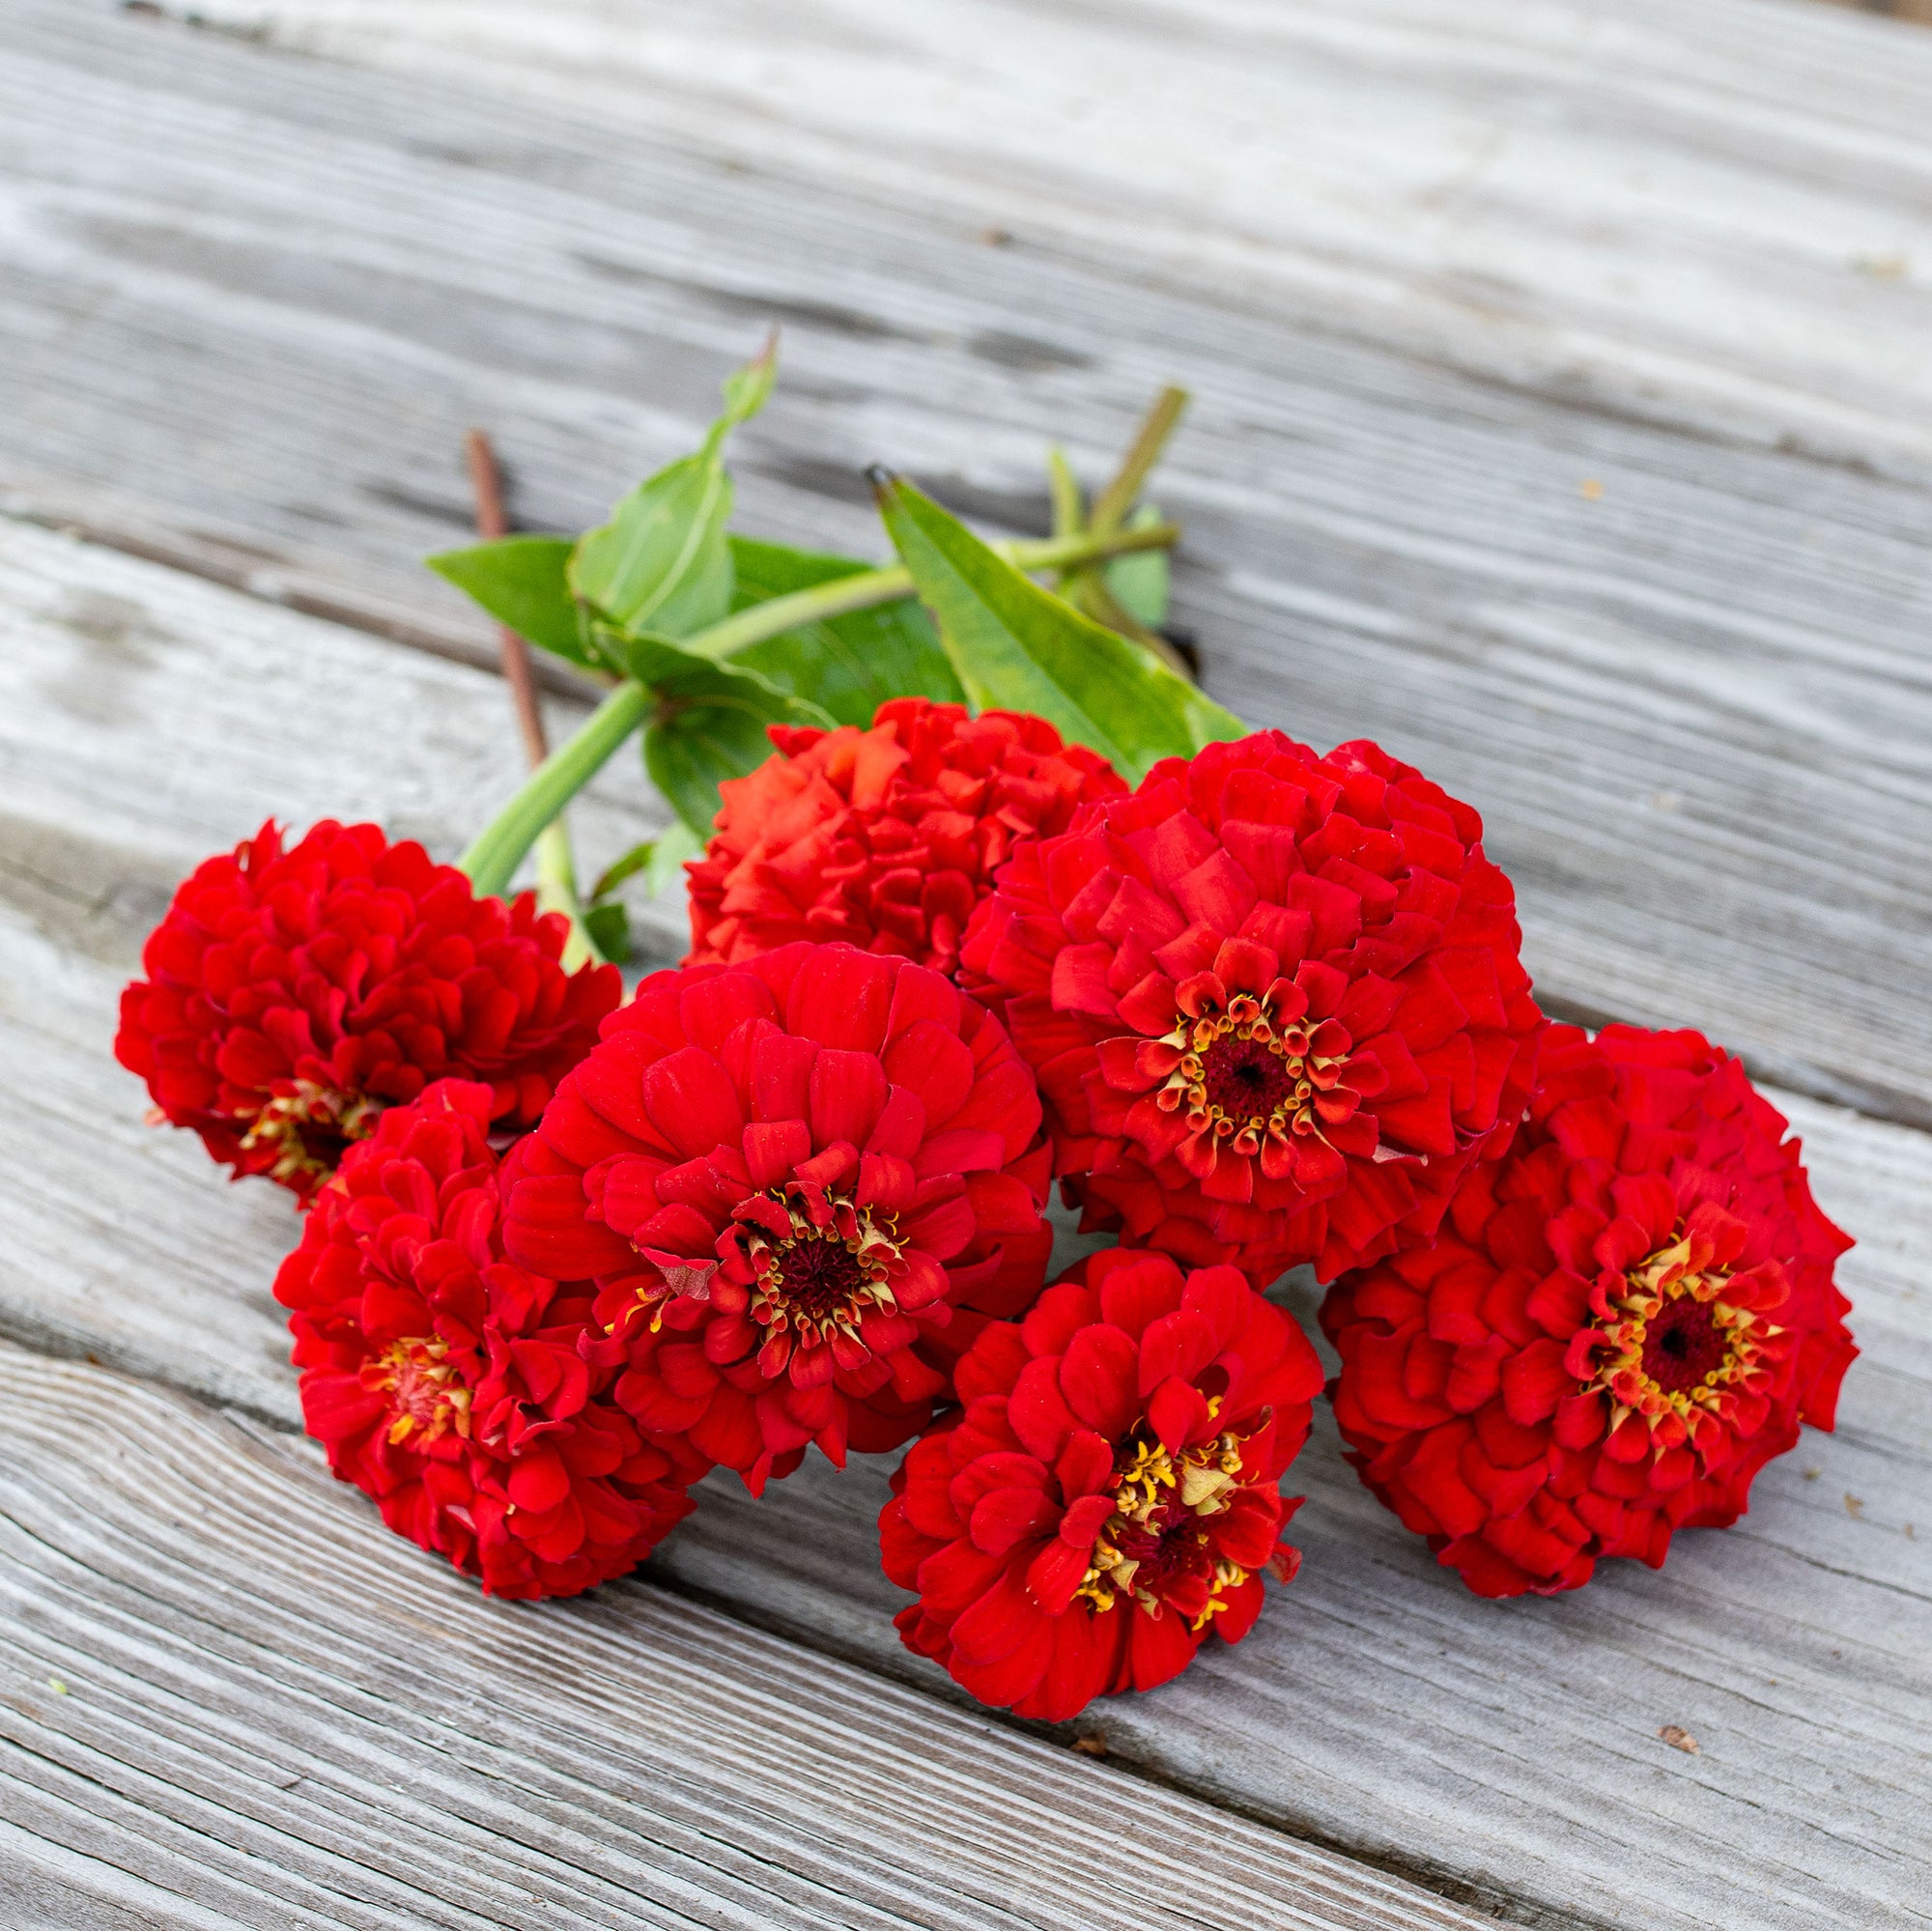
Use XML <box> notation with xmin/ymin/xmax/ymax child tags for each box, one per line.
<box><xmin>1</xmin><ymin>3</ymin><xmax>1928</xmax><ymax>1927</ymax></box>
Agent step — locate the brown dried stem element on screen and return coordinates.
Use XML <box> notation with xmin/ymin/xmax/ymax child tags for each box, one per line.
<box><xmin>464</xmin><ymin>428</ymin><xmax>549</xmax><ymax>769</ymax></box>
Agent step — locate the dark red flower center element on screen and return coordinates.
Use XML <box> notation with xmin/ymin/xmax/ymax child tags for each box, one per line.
<box><xmin>769</xmin><ymin>1233</ymin><xmax>873</xmax><ymax>1325</ymax></box>
<box><xmin>361</xmin><ymin>1336</ymin><xmax>470</xmax><ymax>1448</ymax></box>
<box><xmin>1109</xmin><ymin>1503</ymin><xmax>1215</xmax><ymax>1599</ymax></box>
<box><xmin>1639</xmin><ymin>1296</ymin><xmax>1731</xmax><ymax>1395</ymax></box>
<box><xmin>738</xmin><ymin>1190</ymin><xmax>906</xmax><ymax>1377</ymax></box>
<box><xmin>1196</xmin><ymin>1034</ymin><xmax>1300</xmax><ymax>1121</ymax></box>
<box><xmin>241</xmin><ymin>1079</ymin><xmax>381</xmax><ymax>1187</ymax></box>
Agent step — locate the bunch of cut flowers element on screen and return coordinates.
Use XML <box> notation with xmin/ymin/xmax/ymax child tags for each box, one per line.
<box><xmin>117</xmin><ymin>347</ymin><xmax>1857</xmax><ymax>1723</ymax></box>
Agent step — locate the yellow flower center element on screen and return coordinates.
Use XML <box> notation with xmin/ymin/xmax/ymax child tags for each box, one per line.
<box><xmin>239</xmin><ymin>1079</ymin><xmax>380</xmax><ymax>1186</ymax></box>
<box><xmin>362</xmin><ymin>1336</ymin><xmax>471</xmax><ymax>1448</ymax></box>
<box><xmin>1076</xmin><ymin>1426</ymin><xmax>1251</xmax><ymax>1630</ymax></box>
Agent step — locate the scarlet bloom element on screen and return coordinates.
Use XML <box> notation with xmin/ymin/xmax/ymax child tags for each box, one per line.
<box><xmin>501</xmin><ymin>942</ymin><xmax>1052</xmax><ymax>1493</ymax></box>
<box><xmin>275</xmin><ymin>1081</ymin><xmax>705</xmax><ymax>1598</ymax></box>
<box><xmin>1321</xmin><ymin>1024</ymin><xmax>1857</xmax><ymax>1598</ymax></box>
<box><xmin>962</xmin><ymin>732</ymin><xmax>1541</xmax><ymax>1284</ymax></box>
<box><xmin>879</xmin><ymin>1247</ymin><xmax>1322</xmax><ymax>1721</ymax></box>
<box><xmin>685</xmin><ymin>697</ymin><xmax>1125</xmax><ymax>977</ymax></box>
<box><xmin>116</xmin><ymin>820</ymin><xmax>620</xmax><ymax>1201</ymax></box>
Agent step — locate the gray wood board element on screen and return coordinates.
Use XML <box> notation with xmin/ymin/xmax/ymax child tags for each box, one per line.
<box><xmin>0</xmin><ymin>1342</ymin><xmax>1494</xmax><ymax>1931</ymax></box>
<box><xmin>0</xmin><ymin>1</ymin><xmax>1930</xmax><ymax>1125</ymax></box>
<box><xmin>149</xmin><ymin>0</ymin><xmax>1932</xmax><ymax>477</ymax></box>
<box><xmin>3</xmin><ymin>521</ymin><xmax>1927</xmax><ymax>1929</ymax></box>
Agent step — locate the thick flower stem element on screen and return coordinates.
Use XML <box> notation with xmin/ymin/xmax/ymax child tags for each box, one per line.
<box><xmin>533</xmin><ymin>819</ymin><xmax>594</xmax><ymax>970</ymax></box>
<box><xmin>457</xmin><ymin>520</ymin><xmax>1177</xmax><ymax>902</ymax></box>
<box><xmin>459</xmin><ymin>679</ymin><xmax>652</xmax><ymax>899</ymax></box>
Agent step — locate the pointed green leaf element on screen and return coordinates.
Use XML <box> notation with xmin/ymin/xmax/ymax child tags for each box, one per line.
<box><xmin>719</xmin><ymin>334</ymin><xmax>779</xmax><ymax>430</ymax></box>
<box><xmin>726</xmin><ymin>535</ymin><xmax>962</xmax><ymax>725</ymax></box>
<box><xmin>591</xmin><ymin>622</ymin><xmax>831</xmax><ymax>838</ymax></box>
<box><xmin>582</xmin><ymin>900</ymin><xmax>633</xmax><ymax>965</ymax></box>
<box><xmin>570</xmin><ymin>449</ymin><xmax>736</xmax><ymax>639</ymax></box>
<box><xmin>644</xmin><ymin>691</ymin><xmax>801</xmax><ymax>839</ymax></box>
<box><xmin>592</xmin><ymin>822</ymin><xmax>703</xmax><ymax>902</ymax></box>
<box><xmin>426</xmin><ymin>535</ymin><xmax>590</xmax><ymax>666</ymax></box>
<box><xmin>591</xmin><ymin>839</ymin><xmax>656</xmax><ymax>902</ymax></box>
<box><xmin>568</xmin><ymin>342</ymin><xmax>778</xmax><ymax>639</ymax></box>
<box><xmin>874</xmin><ymin>475</ymin><xmax>1243</xmax><ymax>781</ymax></box>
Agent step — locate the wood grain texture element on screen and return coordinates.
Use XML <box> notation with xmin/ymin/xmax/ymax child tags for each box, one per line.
<box><xmin>0</xmin><ymin>1343</ymin><xmax>1494</xmax><ymax>1931</ymax></box>
<box><xmin>0</xmin><ymin>1</ymin><xmax>1930</xmax><ymax>1127</ymax></box>
<box><xmin>124</xmin><ymin>0</ymin><xmax>1932</xmax><ymax>471</ymax></box>
<box><xmin>1815</xmin><ymin>0</ymin><xmax>1932</xmax><ymax>24</ymax></box>
<box><xmin>2</xmin><ymin>520</ymin><xmax>1927</xmax><ymax>1929</ymax></box>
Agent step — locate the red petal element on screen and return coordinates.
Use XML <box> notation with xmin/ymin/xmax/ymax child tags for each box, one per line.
<box><xmin>1059</xmin><ymin>1323</ymin><xmax>1140</xmax><ymax>1439</ymax></box>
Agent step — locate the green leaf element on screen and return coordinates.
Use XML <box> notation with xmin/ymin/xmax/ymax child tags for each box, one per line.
<box><xmin>570</xmin><ymin>449</ymin><xmax>735</xmax><ymax>639</ymax></box>
<box><xmin>595</xmin><ymin>624</ymin><xmax>831</xmax><ymax>838</ymax></box>
<box><xmin>568</xmin><ymin>341</ymin><xmax>778</xmax><ymax>639</ymax></box>
<box><xmin>725</xmin><ymin>535</ymin><xmax>963</xmax><ymax>725</ymax></box>
<box><xmin>590</xmin><ymin>821</ymin><xmax>702</xmax><ymax>902</ymax></box>
<box><xmin>591</xmin><ymin>840</ymin><xmax>656</xmax><ymax>902</ymax></box>
<box><xmin>1102</xmin><ymin>503</ymin><xmax>1171</xmax><ymax>629</ymax></box>
<box><xmin>426</xmin><ymin>535</ymin><xmax>590</xmax><ymax>666</ymax></box>
<box><xmin>874</xmin><ymin>474</ymin><xmax>1244</xmax><ymax>781</ymax></box>
<box><xmin>582</xmin><ymin>901</ymin><xmax>633</xmax><ymax>965</ymax></box>
<box><xmin>719</xmin><ymin>334</ymin><xmax>779</xmax><ymax>428</ymax></box>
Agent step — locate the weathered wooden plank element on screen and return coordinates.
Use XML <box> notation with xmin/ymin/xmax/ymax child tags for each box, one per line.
<box><xmin>3</xmin><ymin>522</ymin><xmax>1927</xmax><ymax>1929</ymax></box>
<box><xmin>1</xmin><ymin>1</ymin><xmax>1930</xmax><ymax>1125</ymax></box>
<box><xmin>0</xmin><ymin>1344</ymin><xmax>1493</xmax><ymax>1931</ymax></box>
<box><xmin>116</xmin><ymin>0</ymin><xmax>1932</xmax><ymax>472</ymax></box>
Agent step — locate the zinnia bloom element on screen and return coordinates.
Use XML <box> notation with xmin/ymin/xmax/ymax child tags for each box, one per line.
<box><xmin>961</xmin><ymin>732</ymin><xmax>1541</xmax><ymax>1284</ymax></box>
<box><xmin>275</xmin><ymin>1080</ymin><xmax>705</xmax><ymax>1598</ymax></box>
<box><xmin>685</xmin><ymin>697</ymin><xmax>1125</xmax><ymax>977</ymax></box>
<box><xmin>879</xmin><ymin>1247</ymin><xmax>1322</xmax><ymax>1720</ymax></box>
<box><xmin>116</xmin><ymin>820</ymin><xmax>619</xmax><ymax>1201</ymax></box>
<box><xmin>1321</xmin><ymin>1024</ymin><xmax>1857</xmax><ymax>1598</ymax></box>
<box><xmin>501</xmin><ymin>942</ymin><xmax>1052</xmax><ymax>1493</ymax></box>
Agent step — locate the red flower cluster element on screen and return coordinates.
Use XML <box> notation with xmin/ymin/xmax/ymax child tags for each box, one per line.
<box><xmin>1321</xmin><ymin>1025</ymin><xmax>1856</xmax><ymax>1597</ymax></box>
<box><xmin>962</xmin><ymin>732</ymin><xmax>1541</xmax><ymax>1284</ymax></box>
<box><xmin>502</xmin><ymin>942</ymin><xmax>1052</xmax><ymax>1492</ymax></box>
<box><xmin>275</xmin><ymin>1081</ymin><xmax>705</xmax><ymax>1597</ymax></box>
<box><xmin>685</xmin><ymin>698</ymin><xmax>1124</xmax><ymax>978</ymax></box>
<box><xmin>116</xmin><ymin>821</ymin><xmax>619</xmax><ymax>1201</ymax></box>
<box><xmin>121</xmin><ymin>693</ymin><xmax>1862</xmax><ymax>1662</ymax></box>
<box><xmin>881</xmin><ymin>1248</ymin><xmax>1321</xmax><ymax>1719</ymax></box>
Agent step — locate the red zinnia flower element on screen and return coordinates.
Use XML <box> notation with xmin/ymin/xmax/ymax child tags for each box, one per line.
<box><xmin>1321</xmin><ymin>1024</ymin><xmax>1857</xmax><ymax>1598</ymax></box>
<box><xmin>961</xmin><ymin>732</ymin><xmax>1541</xmax><ymax>1284</ymax></box>
<box><xmin>275</xmin><ymin>1081</ymin><xmax>705</xmax><ymax>1598</ymax></box>
<box><xmin>685</xmin><ymin>697</ymin><xmax>1125</xmax><ymax>977</ymax></box>
<box><xmin>879</xmin><ymin>1247</ymin><xmax>1322</xmax><ymax>1721</ymax></box>
<box><xmin>116</xmin><ymin>820</ymin><xmax>620</xmax><ymax>1201</ymax></box>
<box><xmin>501</xmin><ymin>942</ymin><xmax>1052</xmax><ymax>1493</ymax></box>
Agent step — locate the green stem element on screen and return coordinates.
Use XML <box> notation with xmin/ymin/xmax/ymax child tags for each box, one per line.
<box><xmin>1091</xmin><ymin>386</ymin><xmax>1188</xmax><ymax>536</ymax></box>
<box><xmin>680</xmin><ymin>521</ymin><xmax>1177</xmax><ymax>663</ymax></box>
<box><xmin>459</xmin><ymin>680</ymin><xmax>651</xmax><ymax>898</ymax></box>
<box><xmin>533</xmin><ymin>818</ymin><xmax>596</xmax><ymax>969</ymax></box>
<box><xmin>457</xmin><ymin>518</ymin><xmax>1176</xmax><ymax>901</ymax></box>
